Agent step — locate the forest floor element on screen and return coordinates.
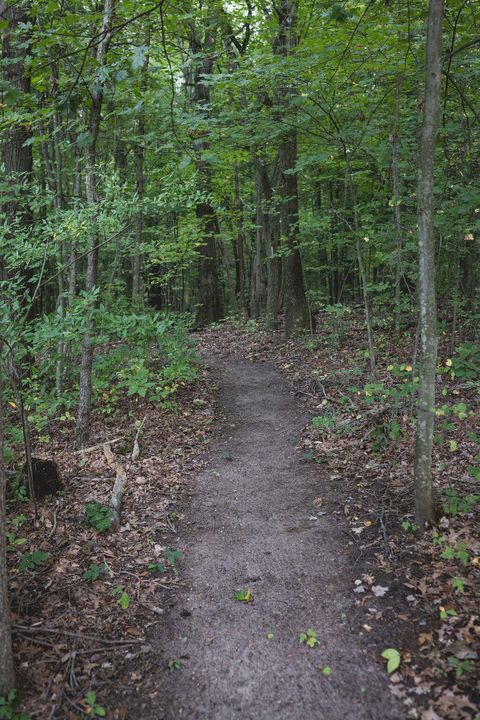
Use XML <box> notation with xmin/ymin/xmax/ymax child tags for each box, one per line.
<box><xmin>7</xmin><ymin>316</ymin><xmax>480</xmax><ymax>720</ymax></box>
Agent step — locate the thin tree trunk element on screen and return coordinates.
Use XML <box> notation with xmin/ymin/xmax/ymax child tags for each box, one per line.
<box><xmin>392</xmin><ymin>81</ymin><xmax>405</xmax><ymax>334</ymax></box>
<box><xmin>345</xmin><ymin>161</ymin><xmax>376</xmax><ymax>372</ymax></box>
<box><xmin>132</xmin><ymin>35</ymin><xmax>150</xmax><ymax>301</ymax></box>
<box><xmin>75</xmin><ymin>0</ymin><xmax>115</xmax><ymax>448</ymax></box>
<box><xmin>414</xmin><ymin>0</ymin><xmax>444</xmax><ymax>528</ymax></box>
<box><xmin>233</xmin><ymin>164</ymin><xmax>246</xmax><ymax>317</ymax></box>
<box><xmin>188</xmin><ymin>24</ymin><xmax>223</xmax><ymax>327</ymax></box>
<box><xmin>0</xmin><ymin>340</ymin><xmax>14</xmax><ymax>694</ymax></box>
<box><xmin>274</xmin><ymin>0</ymin><xmax>310</xmax><ymax>336</ymax></box>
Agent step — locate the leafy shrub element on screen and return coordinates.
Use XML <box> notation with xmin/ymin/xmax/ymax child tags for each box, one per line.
<box><xmin>18</xmin><ymin>550</ymin><xmax>49</xmax><ymax>572</ymax></box>
<box><xmin>450</xmin><ymin>343</ymin><xmax>480</xmax><ymax>380</ymax></box>
<box><xmin>84</xmin><ymin>503</ymin><xmax>113</xmax><ymax>533</ymax></box>
<box><xmin>442</xmin><ymin>489</ymin><xmax>478</xmax><ymax>517</ymax></box>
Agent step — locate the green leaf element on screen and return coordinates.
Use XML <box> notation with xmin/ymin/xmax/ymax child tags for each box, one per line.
<box><xmin>322</xmin><ymin>665</ymin><xmax>332</xmax><ymax>675</ymax></box>
<box><xmin>380</xmin><ymin>648</ymin><xmax>401</xmax><ymax>674</ymax></box>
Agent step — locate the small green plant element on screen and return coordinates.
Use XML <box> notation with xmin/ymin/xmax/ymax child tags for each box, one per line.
<box><xmin>84</xmin><ymin>503</ymin><xmax>113</xmax><ymax>533</ymax></box>
<box><xmin>147</xmin><ymin>561</ymin><xmax>167</xmax><ymax>573</ymax></box>
<box><xmin>380</xmin><ymin>648</ymin><xmax>401</xmax><ymax>674</ymax></box>
<box><xmin>322</xmin><ymin>665</ymin><xmax>332</xmax><ymax>676</ymax></box>
<box><xmin>311</xmin><ymin>415</ymin><xmax>336</xmax><ymax>433</ymax></box>
<box><xmin>223</xmin><ymin>450</ymin><xmax>233</xmax><ymax>461</ymax></box>
<box><xmin>467</xmin><ymin>466</ymin><xmax>480</xmax><ymax>482</ymax></box>
<box><xmin>83</xmin><ymin>691</ymin><xmax>106</xmax><ymax>717</ymax></box>
<box><xmin>168</xmin><ymin>659</ymin><xmax>183</xmax><ymax>672</ymax></box>
<box><xmin>449</xmin><ymin>343</ymin><xmax>480</xmax><ymax>380</ymax></box>
<box><xmin>112</xmin><ymin>586</ymin><xmax>131</xmax><ymax>609</ymax></box>
<box><xmin>18</xmin><ymin>550</ymin><xmax>49</xmax><ymax>572</ymax></box>
<box><xmin>401</xmin><ymin>519</ymin><xmax>419</xmax><ymax>533</ymax></box>
<box><xmin>164</xmin><ymin>547</ymin><xmax>183</xmax><ymax>572</ymax></box>
<box><xmin>299</xmin><ymin>628</ymin><xmax>318</xmax><ymax>648</ymax></box>
<box><xmin>448</xmin><ymin>656</ymin><xmax>472</xmax><ymax>678</ymax></box>
<box><xmin>441</xmin><ymin>541</ymin><xmax>470</xmax><ymax>567</ymax></box>
<box><xmin>442</xmin><ymin>489</ymin><xmax>478</xmax><ymax>517</ymax></box>
<box><xmin>0</xmin><ymin>689</ymin><xmax>31</xmax><ymax>720</ymax></box>
<box><xmin>231</xmin><ymin>589</ymin><xmax>253</xmax><ymax>602</ymax></box>
<box><xmin>452</xmin><ymin>577</ymin><xmax>466</xmax><ymax>593</ymax></box>
<box><xmin>439</xmin><ymin>607</ymin><xmax>458</xmax><ymax>620</ymax></box>
<box><xmin>82</xmin><ymin>563</ymin><xmax>107</xmax><ymax>582</ymax></box>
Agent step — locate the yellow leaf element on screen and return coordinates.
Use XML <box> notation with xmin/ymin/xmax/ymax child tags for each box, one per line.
<box><xmin>363</xmin><ymin>520</ymin><xmax>372</xmax><ymax>527</ymax></box>
<box><xmin>405</xmin><ymin>365</ymin><xmax>412</xmax><ymax>372</ymax></box>
<box><xmin>8</xmin><ymin>402</ymin><xmax>17</xmax><ymax>408</ymax></box>
<box><xmin>446</xmin><ymin>358</ymin><xmax>452</xmax><ymax>367</ymax></box>
<box><xmin>245</xmin><ymin>589</ymin><xmax>252</xmax><ymax>602</ymax></box>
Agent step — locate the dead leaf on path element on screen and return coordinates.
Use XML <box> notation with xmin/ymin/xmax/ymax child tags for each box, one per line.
<box><xmin>372</xmin><ymin>585</ymin><xmax>389</xmax><ymax>597</ymax></box>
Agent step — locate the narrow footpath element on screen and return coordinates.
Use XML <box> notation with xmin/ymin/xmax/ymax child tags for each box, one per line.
<box><xmin>146</xmin><ymin>358</ymin><xmax>404</xmax><ymax>719</ymax></box>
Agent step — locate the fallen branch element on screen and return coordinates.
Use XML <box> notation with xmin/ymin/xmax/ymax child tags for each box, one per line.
<box><xmin>73</xmin><ymin>436</ymin><xmax>125</xmax><ymax>455</ymax></box>
<box><xmin>13</xmin><ymin>624</ymin><xmax>144</xmax><ymax>644</ymax></box>
<box><xmin>131</xmin><ymin>415</ymin><xmax>146</xmax><ymax>461</ymax></box>
<box><xmin>103</xmin><ymin>443</ymin><xmax>127</xmax><ymax>531</ymax></box>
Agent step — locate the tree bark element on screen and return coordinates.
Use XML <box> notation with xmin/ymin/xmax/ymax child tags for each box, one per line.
<box><xmin>414</xmin><ymin>0</ymin><xmax>444</xmax><ymax>528</ymax></box>
<box><xmin>274</xmin><ymin>0</ymin><xmax>310</xmax><ymax>336</ymax></box>
<box><xmin>188</xmin><ymin>24</ymin><xmax>223</xmax><ymax>327</ymax></box>
<box><xmin>75</xmin><ymin>0</ymin><xmax>115</xmax><ymax>448</ymax></box>
<box><xmin>0</xmin><ymin>340</ymin><xmax>15</xmax><ymax>694</ymax></box>
<box><xmin>233</xmin><ymin>164</ymin><xmax>247</xmax><ymax>317</ymax></box>
<box><xmin>132</xmin><ymin>35</ymin><xmax>150</xmax><ymax>301</ymax></box>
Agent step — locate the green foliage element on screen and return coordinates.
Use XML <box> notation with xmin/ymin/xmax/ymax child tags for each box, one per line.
<box><xmin>164</xmin><ymin>547</ymin><xmax>183</xmax><ymax>568</ymax></box>
<box><xmin>450</xmin><ymin>344</ymin><xmax>480</xmax><ymax>380</ymax></box>
<box><xmin>82</xmin><ymin>563</ymin><xmax>108</xmax><ymax>583</ymax></box>
<box><xmin>112</xmin><ymin>586</ymin><xmax>131</xmax><ymax>610</ymax></box>
<box><xmin>381</xmin><ymin>648</ymin><xmax>401</xmax><ymax>674</ymax></box>
<box><xmin>0</xmin><ymin>690</ymin><xmax>31</xmax><ymax>720</ymax></box>
<box><xmin>299</xmin><ymin>628</ymin><xmax>318</xmax><ymax>648</ymax></box>
<box><xmin>311</xmin><ymin>415</ymin><xmax>336</xmax><ymax>433</ymax></box>
<box><xmin>442</xmin><ymin>489</ymin><xmax>478</xmax><ymax>517</ymax></box>
<box><xmin>452</xmin><ymin>577</ymin><xmax>466</xmax><ymax>593</ymax></box>
<box><xmin>440</xmin><ymin>542</ymin><xmax>470</xmax><ymax>567</ymax></box>
<box><xmin>168</xmin><ymin>660</ymin><xmax>183</xmax><ymax>672</ymax></box>
<box><xmin>83</xmin><ymin>691</ymin><xmax>106</xmax><ymax>718</ymax></box>
<box><xmin>231</xmin><ymin>589</ymin><xmax>253</xmax><ymax>602</ymax></box>
<box><xmin>84</xmin><ymin>503</ymin><xmax>113</xmax><ymax>533</ymax></box>
<box><xmin>448</xmin><ymin>656</ymin><xmax>472</xmax><ymax>678</ymax></box>
<box><xmin>18</xmin><ymin>550</ymin><xmax>49</xmax><ymax>572</ymax></box>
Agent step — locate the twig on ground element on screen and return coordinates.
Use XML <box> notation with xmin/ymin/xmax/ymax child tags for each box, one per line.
<box><xmin>13</xmin><ymin>624</ymin><xmax>144</xmax><ymax>644</ymax></box>
<box><xmin>73</xmin><ymin>436</ymin><xmax>126</xmax><ymax>455</ymax></box>
<box><xmin>49</xmin><ymin>499</ymin><xmax>60</xmax><ymax>538</ymax></box>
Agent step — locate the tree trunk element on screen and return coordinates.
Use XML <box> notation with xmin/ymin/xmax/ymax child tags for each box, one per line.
<box><xmin>132</xmin><ymin>35</ymin><xmax>150</xmax><ymax>302</ymax></box>
<box><xmin>75</xmin><ymin>0</ymin><xmax>115</xmax><ymax>448</ymax></box>
<box><xmin>233</xmin><ymin>164</ymin><xmax>246</xmax><ymax>317</ymax></box>
<box><xmin>188</xmin><ymin>25</ymin><xmax>223</xmax><ymax>327</ymax></box>
<box><xmin>392</xmin><ymin>81</ymin><xmax>405</xmax><ymax>333</ymax></box>
<box><xmin>414</xmin><ymin>0</ymin><xmax>444</xmax><ymax>528</ymax></box>
<box><xmin>0</xmin><ymin>340</ymin><xmax>14</xmax><ymax>695</ymax></box>
<box><xmin>255</xmin><ymin>158</ymin><xmax>281</xmax><ymax>328</ymax></box>
<box><xmin>1</xmin><ymin>0</ymin><xmax>33</xmax><ymax>311</ymax></box>
<box><xmin>274</xmin><ymin>0</ymin><xmax>310</xmax><ymax>336</ymax></box>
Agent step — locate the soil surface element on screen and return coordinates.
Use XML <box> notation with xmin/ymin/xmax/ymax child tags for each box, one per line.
<box><xmin>143</xmin><ymin>357</ymin><xmax>405</xmax><ymax>719</ymax></box>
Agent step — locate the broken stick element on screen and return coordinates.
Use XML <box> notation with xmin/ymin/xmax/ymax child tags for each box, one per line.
<box><xmin>131</xmin><ymin>415</ymin><xmax>146</xmax><ymax>461</ymax></box>
<box><xmin>103</xmin><ymin>443</ymin><xmax>127</xmax><ymax>531</ymax></box>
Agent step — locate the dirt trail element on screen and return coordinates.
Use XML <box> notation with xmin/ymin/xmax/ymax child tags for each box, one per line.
<box><xmin>146</xmin><ymin>358</ymin><xmax>404</xmax><ymax>719</ymax></box>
